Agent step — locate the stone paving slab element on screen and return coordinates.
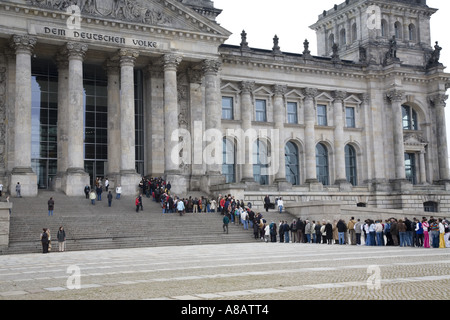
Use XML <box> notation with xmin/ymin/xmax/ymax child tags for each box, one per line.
<box><xmin>0</xmin><ymin>242</ymin><xmax>449</xmax><ymax>303</ymax></box>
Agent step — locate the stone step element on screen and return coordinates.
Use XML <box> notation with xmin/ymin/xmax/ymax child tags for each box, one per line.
<box><xmin>3</xmin><ymin>190</ymin><xmax>296</xmax><ymax>255</ymax></box>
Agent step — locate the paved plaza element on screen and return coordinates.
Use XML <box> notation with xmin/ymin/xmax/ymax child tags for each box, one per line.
<box><xmin>0</xmin><ymin>242</ymin><xmax>449</xmax><ymax>301</ymax></box>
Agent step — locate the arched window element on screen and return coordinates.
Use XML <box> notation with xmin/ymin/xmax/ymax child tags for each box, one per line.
<box><xmin>285</xmin><ymin>141</ymin><xmax>299</xmax><ymax>185</ymax></box>
<box><xmin>345</xmin><ymin>144</ymin><xmax>357</xmax><ymax>186</ymax></box>
<box><xmin>408</xmin><ymin>24</ymin><xmax>416</xmax><ymax>42</ymax></box>
<box><xmin>328</xmin><ymin>34</ymin><xmax>335</xmax><ymax>54</ymax></box>
<box><xmin>394</xmin><ymin>21</ymin><xmax>402</xmax><ymax>39</ymax></box>
<box><xmin>381</xmin><ymin>19</ymin><xmax>388</xmax><ymax>37</ymax></box>
<box><xmin>340</xmin><ymin>28</ymin><xmax>346</xmax><ymax>46</ymax></box>
<box><xmin>402</xmin><ymin>105</ymin><xmax>418</xmax><ymax>130</ymax></box>
<box><xmin>222</xmin><ymin>138</ymin><xmax>235</xmax><ymax>183</ymax></box>
<box><xmin>316</xmin><ymin>143</ymin><xmax>329</xmax><ymax>185</ymax></box>
<box><xmin>351</xmin><ymin>23</ymin><xmax>357</xmax><ymax>42</ymax></box>
<box><xmin>253</xmin><ymin>139</ymin><xmax>269</xmax><ymax>185</ymax></box>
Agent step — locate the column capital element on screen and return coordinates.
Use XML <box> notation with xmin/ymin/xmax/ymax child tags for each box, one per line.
<box><xmin>202</xmin><ymin>59</ymin><xmax>222</xmax><ymax>76</ymax></box>
<box><xmin>63</xmin><ymin>42</ymin><xmax>88</xmax><ymax>61</ymax></box>
<box><xmin>332</xmin><ymin>90</ymin><xmax>347</xmax><ymax>103</ymax></box>
<box><xmin>272</xmin><ymin>84</ymin><xmax>287</xmax><ymax>97</ymax></box>
<box><xmin>428</xmin><ymin>93</ymin><xmax>448</xmax><ymax>107</ymax></box>
<box><xmin>386</xmin><ymin>89</ymin><xmax>405</xmax><ymax>103</ymax></box>
<box><xmin>361</xmin><ymin>93</ymin><xmax>371</xmax><ymax>104</ymax></box>
<box><xmin>119</xmin><ymin>49</ymin><xmax>139</xmax><ymax>66</ymax></box>
<box><xmin>240</xmin><ymin>81</ymin><xmax>255</xmax><ymax>94</ymax></box>
<box><xmin>10</xmin><ymin>35</ymin><xmax>36</xmax><ymax>54</ymax></box>
<box><xmin>162</xmin><ymin>54</ymin><xmax>182</xmax><ymax>71</ymax></box>
<box><xmin>303</xmin><ymin>87</ymin><xmax>318</xmax><ymax>100</ymax></box>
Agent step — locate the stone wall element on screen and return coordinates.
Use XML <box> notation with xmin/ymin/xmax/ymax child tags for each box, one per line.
<box><xmin>0</xmin><ymin>202</ymin><xmax>12</xmax><ymax>249</ymax></box>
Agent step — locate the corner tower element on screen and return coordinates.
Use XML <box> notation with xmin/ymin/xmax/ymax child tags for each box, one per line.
<box><xmin>309</xmin><ymin>0</ymin><xmax>438</xmax><ymax>66</ymax></box>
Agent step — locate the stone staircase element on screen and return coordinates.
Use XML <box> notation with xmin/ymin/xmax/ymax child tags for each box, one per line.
<box><xmin>1</xmin><ymin>190</ymin><xmax>295</xmax><ymax>255</ymax></box>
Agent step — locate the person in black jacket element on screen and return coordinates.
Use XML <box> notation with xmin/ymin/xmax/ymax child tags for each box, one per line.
<box><xmin>325</xmin><ymin>221</ymin><xmax>333</xmax><ymax>245</ymax></box>
<box><xmin>264</xmin><ymin>195</ymin><xmax>271</xmax><ymax>212</ymax></box>
<box><xmin>279</xmin><ymin>221</ymin><xmax>284</xmax><ymax>243</ymax></box>
<box><xmin>41</xmin><ymin>228</ymin><xmax>49</xmax><ymax>253</ymax></box>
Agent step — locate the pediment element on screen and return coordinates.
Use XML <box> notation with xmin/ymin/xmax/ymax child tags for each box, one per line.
<box><xmin>315</xmin><ymin>92</ymin><xmax>334</xmax><ymax>102</ymax></box>
<box><xmin>404</xmin><ymin>132</ymin><xmax>427</xmax><ymax>146</ymax></box>
<box><xmin>344</xmin><ymin>94</ymin><xmax>362</xmax><ymax>105</ymax></box>
<box><xmin>26</xmin><ymin>0</ymin><xmax>230</xmax><ymax>38</ymax></box>
<box><xmin>221</xmin><ymin>82</ymin><xmax>241</xmax><ymax>93</ymax></box>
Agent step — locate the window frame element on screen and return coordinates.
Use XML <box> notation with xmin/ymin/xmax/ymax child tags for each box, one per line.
<box><xmin>221</xmin><ymin>96</ymin><xmax>234</xmax><ymax>120</ymax></box>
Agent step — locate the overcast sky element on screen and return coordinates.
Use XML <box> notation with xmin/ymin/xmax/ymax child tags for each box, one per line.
<box><xmin>213</xmin><ymin>0</ymin><xmax>450</xmax><ymax>157</ymax></box>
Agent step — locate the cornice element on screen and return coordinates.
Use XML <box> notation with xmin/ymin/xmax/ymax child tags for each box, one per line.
<box><xmin>0</xmin><ymin>0</ymin><xmax>229</xmax><ymax>44</ymax></box>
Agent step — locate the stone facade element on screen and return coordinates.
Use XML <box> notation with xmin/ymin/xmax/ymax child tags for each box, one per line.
<box><xmin>0</xmin><ymin>0</ymin><xmax>448</xmax><ymax>215</ymax></box>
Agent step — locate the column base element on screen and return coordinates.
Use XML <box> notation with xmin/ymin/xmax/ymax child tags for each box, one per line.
<box><xmin>390</xmin><ymin>179</ymin><xmax>413</xmax><ymax>192</ymax></box>
<box><xmin>63</xmin><ymin>169</ymin><xmax>90</xmax><ymax>196</ymax></box>
<box><xmin>305</xmin><ymin>179</ymin><xmax>323</xmax><ymax>191</ymax></box>
<box><xmin>165</xmin><ymin>173</ymin><xmax>189</xmax><ymax>197</ymax></box>
<box><xmin>119</xmin><ymin>171</ymin><xmax>141</xmax><ymax>196</ymax></box>
<box><xmin>9</xmin><ymin>168</ymin><xmax>38</xmax><ymax>197</ymax></box>
<box><xmin>335</xmin><ymin>179</ymin><xmax>352</xmax><ymax>191</ymax></box>
<box><xmin>274</xmin><ymin>178</ymin><xmax>292</xmax><ymax>191</ymax></box>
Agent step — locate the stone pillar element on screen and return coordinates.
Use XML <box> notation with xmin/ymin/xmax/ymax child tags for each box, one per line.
<box><xmin>386</xmin><ymin>89</ymin><xmax>410</xmax><ymax>191</ymax></box>
<box><xmin>55</xmin><ymin>52</ymin><xmax>69</xmax><ymax>191</ymax></box>
<box><xmin>145</xmin><ymin>64</ymin><xmax>165</xmax><ymax>177</ymax></box>
<box><xmin>239</xmin><ymin>81</ymin><xmax>255</xmax><ymax>183</ymax></box>
<box><xmin>63</xmin><ymin>42</ymin><xmax>90</xmax><ymax>196</ymax></box>
<box><xmin>105</xmin><ymin>58</ymin><xmax>121</xmax><ymax>185</ymax></box>
<box><xmin>333</xmin><ymin>90</ymin><xmax>351</xmax><ymax>189</ymax></box>
<box><xmin>419</xmin><ymin>150</ymin><xmax>427</xmax><ymax>184</ymax></box>
<box><xmin>429</xmin><ymin>93</ymin><xmax>450</xmax><ymax>182</ymax></box>
<box><xmin>9</xmin><ymin>35</ymin><xmax>37</xmax><ymax>197</ymax></box>
<box><xmin>203</xmin><ymin>59</ymin><xmax>225</xmax><ymax>188</ymax></box>
<box><xmin>118</xmin><ymin>49</ymin><xmax>141</xmax><ymax>195</ymax></box>
<box><xmin>303</xmin><ymin>88</ymin><xmax>319</xmax><ymax>185</ymax></box>
<box><xmin>273</xmin><ymin>84</ymin><xmax>290</xmax><ymax>190</ymax></box>
<box><xmin>162</xmin><ymin>54</ymin><xmax>184</xmax><ymax>194</ymax></box>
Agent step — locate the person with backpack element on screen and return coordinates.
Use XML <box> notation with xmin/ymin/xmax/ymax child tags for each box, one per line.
<box><xmin>223</xmin><ymin>214</ymin><xmax>229</xmax><ymax>234</ymax></box>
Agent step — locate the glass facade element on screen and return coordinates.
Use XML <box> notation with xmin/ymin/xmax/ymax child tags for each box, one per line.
<box><xmin>405</xmin><ymin>153</ymin><xmax>417</xmax><ymax>184</ymax></box>
<box><xmin>222</xmin><ymin>138</ymin><xmax>235</xmax><ymax>183</ymax></box>
<box><xmin>345</xmin><ymin>144</ymin><xmax>357</xmax><ymax>186</ymax></box>
<box><xmin>253</xmin><ymin>139</ymin><xmax>269</xmax><ymax>185</ymax></box>
<box><xmin>31</xmin><ymin>60</ymin><xmax>145</xmax><ymax>188</ymax></box>
<box><xmin>285</xmin><ymin>141</ymin><xmax>299</xmax><ymax>185</ymax></box>
<box><xmin>31</xmin><ymin>59</ymin><xmax>58</xmax><ymax>189</ymax></box>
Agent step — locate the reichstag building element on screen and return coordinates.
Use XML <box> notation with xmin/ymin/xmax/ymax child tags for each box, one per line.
<box><xmin>0</xmin><ymin>0</ymin><xmax>449</xmax><ymax>214</ymax></box>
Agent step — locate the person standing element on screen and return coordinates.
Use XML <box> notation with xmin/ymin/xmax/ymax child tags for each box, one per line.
<box><xmin>0</xmin><ymin>182</ymin><xmax>3</xmax><ymax>197</ymax></box>
<box><xmin>264</xmin><ymin>195</ymin><xmax>270</xmax><ymax>212</ymax></box>
<box><xmin>277</xmin><ymin>197</ymin><xmax>284</xmax><ymax>213</ymax></box>
<box><xmin>104</xmin><ymin>178</ymin><xmax>109</xmax><ymax>192</ymax></box>
<box><xmin>398</xmin><ymin>219</ymin><xmax>407</xmax><ymax>247</ymax></box>
<box><xmin>47</xmin><ymin>197</ymin><xmax>55</xmax><ymax>216</ymax></box>
<box><xmin>115</xmin><ymin>184</ymin><xmax>122</xmax><ymax>199</ymax></box>
<box><xmin>57</xmin><ymin>226</ymin><xmax>66</xmax><ymax>252</ymax></box>
<box><xmin>15</xmin><ymin>182</ymin><xmax>21</xmax><ymax>198</ymax></box>
<box><xmin>107</xmin><ymin>191</ymin><xmax>113</xmax><ymax>207</ymax></box>
<box><xmin>223</xmin><ymin>214</ymin><xmax>229</xmax><ymax>234</ymax></box>
<box><xmin>439</xmin><ymin>218</ymin><xmax>446</xmax><ymax>248</ymax></box>
<box><xmin>429</xmin><ymin>219</ymin><xmax>440</xmax><ymax>248</ymax></box>
<box><xmin>89</xmin><ymin>189</ymin><xmax>96</xmax><ymax>205</ymax></box>
<box><xmin>41</xmin><ymin>228</ymin><xmax>49</xmax><ymax>253</ymax></box>
<box><xmin>415</xmin><ymin>218</ymin><xmax>424</xmax><ymax>247</ymax></box>
<box><xmin>354</xmin><ymin>219</ymin><xmax>363</xmax><ymax>245</ymax></box>
<box><xmin>422</xmin><ymin>217</ymin><xmax>430</xmax><ymax>248</ymax></box>
<box><xmin>325</xmin><ymin>221</ymin><xmax>333</xmax><ymax>245</ymax></box>
<box><xmin>177</xmin><ymin>197</ymin><xmax>185</xmax><ymax>216</ymax></box>
<box><xmin>337</xmin><ymin>219</ymin><xmax>347</xmax><ymax>245</ymax></box>
<box><xmin>84</xmin><ymin>184</ymin><xmax>90</xmax><ymax>199</ymax></box>
<box><xmin>347</xmin><ymin>217</ymin><xmax>357</xmax><ymax>245</ymax></box>
<box><xmin>135</xmin><ymin>196</ymin><xmax>140</xmax><ymax>212</ymax></box>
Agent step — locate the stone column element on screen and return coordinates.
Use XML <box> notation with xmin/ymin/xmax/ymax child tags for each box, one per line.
<box><xmin>239</xmin><ymin>81</ymin><xmax>255</xmax><ymax>183</ymax></box>
<box><xmin>386</xmin><ymin>89</ymin><xmax>407</xmax><ymax>183</ymax></box>
<box><xmin>104</xmin><ymin>58</ymin><xmax>121</xmax><ymax>185</ymax></box>
<box><xmin>273</xmin><ymin>84</ymin><xmax>289</xmax><ymax>190</ymax></box>
<box><xmin>63</xmin><ymin>42</ymin><xmax>89</xmax><ymax>196</ymax></box>
<box><xmin>118</xmin><ymin>49</ymin><xmax>141</xmax><ymax>195</ymax></box>
<box><xmin>55</xmin><ymin>52</ymin><xmax>69</xmax><ymax>191</ymax></box>
<box><xmin>202</xmin><ymin>59</ymin><xmax>225</xmax><ymax>188</ymax></box>
<box><xmin>429</xmin><ymin>93</ymin><xmax>450</xmax><ymax>182</ymax></box>
<box><xmin>303</xmin><ymin>88</ymin><xmax>319</xmax><ymax>185</ymax></box>
<box><xmin>9</xmin><ymin>35</ymin><xmax>37</xmax><ymax>196</ymax></box>
<box><xmin>162</xmin><ymin>54</ymin><xmax>184</xmax><ymax>194</ymax></box>
<box><xmin>419</xmin><ymin>150</ymin><xmax>427</xmax><ymax>184</ymax></box>
<box><xmin>333</xmin><ymin>90</ymin><xmax>351</xmax><ymax>189</ymax></box>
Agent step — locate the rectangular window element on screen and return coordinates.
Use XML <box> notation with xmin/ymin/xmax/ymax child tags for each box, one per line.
<box><xmin>317</xmin><ymin>104</ymin><xmax>327</xmax><ymax>126</ymax></box>
<box><xmin>345</xmin><ymin>107</ymin><xmax>355</xmax><ymax>128</ymax></box>
<box><xmin>255</xmin><ymin>99</ymin><xmax>267</xmax><ymax>122</ymax></box>
<box><xmin>287</xmin><ymin>102</ymin><xmax>298</xmax><ymax>124</ymax></box>
<box><xmin>222</xmin><ymin>96</ymin><xmax>234</xmax><ymax>120</ymax></box>
<box><xmin>405</xmin><ymin>153</ymin><xmax>417</xmax><ymax>185</ymax></box>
